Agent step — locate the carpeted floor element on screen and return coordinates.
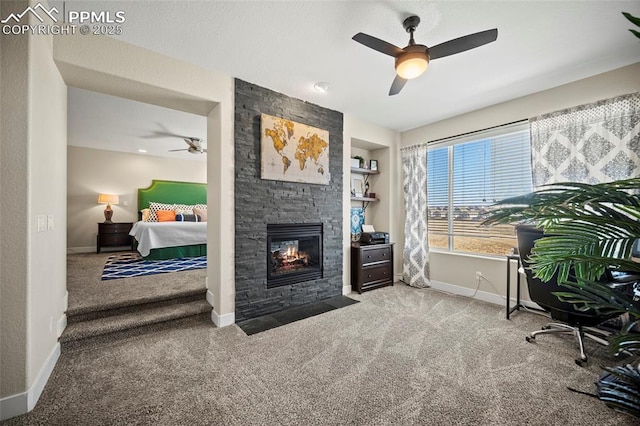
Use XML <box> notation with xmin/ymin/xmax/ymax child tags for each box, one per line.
<box><xmin>67</xmin><ymin>253</ymin><xmax>207</xmax><ymax>314</ymax></box>
<box><xmin>4</xmin><ymin>284</ymin><xmax>635</xmax><ymax>425</ymax></box>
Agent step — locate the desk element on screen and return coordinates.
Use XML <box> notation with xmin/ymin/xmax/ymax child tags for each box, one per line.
<box><xmin>506</xmin><ymin>254</ymin><xmax>523</xmax><ymax>319</ymax></box>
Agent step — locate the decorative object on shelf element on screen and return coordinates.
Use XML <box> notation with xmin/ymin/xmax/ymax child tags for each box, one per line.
<box><xmin>369</xmin><ymin>192</ymin><xmax>376</xmax><ymax>199</ymax></box>
<box><xmin>351</xmin><ymin>176</ymin><xmax>365</xmax><ymax>197</ymax></box>
<box><xmin>370</xmin><ymin>159</ymin><xmax>378</xmax><ymax>171</ymax></box>
<box><xmin>364</xmin><ymin>181</ymin><xmax>370</xmax><ymax>197</ymax></box>
<box><xmin>350</xmin><ymin>207</ymin><xmax>365</xmax><ymax>241</ymax></box>
<box><xmin>352</xmin><ymin>155</ymin><xmax>365</xmax><ymax>168</ymax></box>
<box><xmin>97</xmin><ymin>193</ymin><xmax>120</xmax><ymax>223</ymax></box>
<box><xmin>260</xmin><ymin>113</ymin><xmax>330</xmax><ymax>185</ymax></box>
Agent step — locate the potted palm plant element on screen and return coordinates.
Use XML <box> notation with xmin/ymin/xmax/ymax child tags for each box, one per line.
<box><xmin>483</xmin><ymin>177</ymin><xmax>640</xmax><ymax>418</ymax></box>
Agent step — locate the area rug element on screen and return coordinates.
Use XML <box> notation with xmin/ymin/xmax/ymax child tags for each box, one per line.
<box><xmin>101</xmin><ymin>253</ymin><xmax>207</xmax><ymax>280</ymax></box>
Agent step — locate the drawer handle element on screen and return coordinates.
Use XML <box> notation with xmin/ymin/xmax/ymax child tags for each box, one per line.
<box><xmin>368</xmin><ymin>274</ymin><xmax>372</xmax><ymax>278</ymax></box>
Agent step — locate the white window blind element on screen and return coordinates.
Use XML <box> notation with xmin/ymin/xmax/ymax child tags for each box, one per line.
<box><xmin>427</xmin><ymin>126</ymin><xmax>533</xmax><ymax>255</ymax></box>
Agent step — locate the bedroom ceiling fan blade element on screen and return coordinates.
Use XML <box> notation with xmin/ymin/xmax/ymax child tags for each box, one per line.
<box><xmin>168</xmin><ymin>149</ymin><xmax>188</xmax><ymax>152</ymax></box>
<box><xmin>389</xmin><ymin>75</ymin><xmax>408</xmax><ymax>96</ymax></box>
<box><xmin>428</xmin><ymin>28</ymin><xmax>498</xmax><ymax>60</ymax></box>
<box><xmin>352</xmin><ymin>32</ymin><xmax>403</xmax><ymax>57</ymax></box>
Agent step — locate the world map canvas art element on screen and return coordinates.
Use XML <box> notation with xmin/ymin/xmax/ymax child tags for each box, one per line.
<box><xmin>261</xmin><ymin>113</ymin><xmax>330</xmax><ymax>185</ymax></box>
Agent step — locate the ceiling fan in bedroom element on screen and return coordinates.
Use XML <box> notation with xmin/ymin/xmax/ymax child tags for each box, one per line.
<box><xmin>352</xmin><ymin>15</ymin><xmax>498</xmax><ymax>95</ymax></box>
<box><xmin>169</xmin><ymin>137</ymin><xmax>207</xmax><ymax>154</ymax></box>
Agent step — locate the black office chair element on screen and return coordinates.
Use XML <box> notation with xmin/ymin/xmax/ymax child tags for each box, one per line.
<box><xmin>515</xmin><ymin>224</ymin><xmax>617</xmax><ymax>366</ymax></box>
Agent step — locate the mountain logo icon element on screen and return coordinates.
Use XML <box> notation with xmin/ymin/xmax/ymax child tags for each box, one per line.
<box><xmin>1</xmin><ymin>3</ymin><xmax>59</xmax><ymax>24</ymax></box>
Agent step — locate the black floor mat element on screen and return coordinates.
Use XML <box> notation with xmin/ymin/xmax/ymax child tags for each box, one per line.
<box><xmin>237</xmin><ymin>295</ymin><xmax>359</xmax><ymax>335</ymax></box>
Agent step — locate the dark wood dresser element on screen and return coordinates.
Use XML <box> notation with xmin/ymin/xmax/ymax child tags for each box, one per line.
<box><xmin>97</xmin><ymin>222</ymin><xmax>134</xmax><ymax>253</ymax></box>
<box><xmin>351</xmin><ymin>242</ymin><xmax>394</xmax><ymax>294</ymax></box>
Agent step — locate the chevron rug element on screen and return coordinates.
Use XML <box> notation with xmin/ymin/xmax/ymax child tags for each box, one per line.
<box><xmin>101</xmin><ymin>253</ymin><xmax>207</xmax><ymax>280</ymax></box>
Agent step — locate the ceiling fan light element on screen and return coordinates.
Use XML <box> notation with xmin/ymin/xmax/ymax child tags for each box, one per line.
<box><xmin>395</xmin><ymin>52</ymin><xmax>429</xmax><ymax>79</ymax></box>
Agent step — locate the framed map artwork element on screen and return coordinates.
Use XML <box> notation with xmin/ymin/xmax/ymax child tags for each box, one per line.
<box><xmin>261</xmin><ymin>113</ymin><xmax>330</xmax><ymax>185</ymax></box>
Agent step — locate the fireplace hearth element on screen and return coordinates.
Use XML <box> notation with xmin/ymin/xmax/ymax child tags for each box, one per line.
<box><xmin>267</xmin><ymin>223</ymin><xmax>323</xmax><ymax>288</ymax></box>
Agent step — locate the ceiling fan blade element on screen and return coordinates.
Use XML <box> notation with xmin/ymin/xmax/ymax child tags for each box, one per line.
<box><xmin>141</xmin><ymin>131</ymin><xmax>192</xmax><ymax>139</ymax></box>
<box><xmin>169</xmin><ymin>149</ymin><xmax>188</xmax><ymax>152</ymax></box>
<box><xmin>429</xmin><ymin>28</ymin><xmax>498</xmax><ymax>60</ymax></box>
<box><xmin>352</xmin><ymin>32</ymin><xmax>403</xmax><ymax>57</ymax></box>
<box><xmin>389</xmin><ymin>75</ymin><xmax>408</xmax><ymax>96</ymax></box>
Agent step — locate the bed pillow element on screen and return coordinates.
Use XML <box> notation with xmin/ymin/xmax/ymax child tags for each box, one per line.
<box><xmin>173</xmin><ymin>204</ymin><xmax>197</xmax><ymax>215</ymax></box>
<box><xmin>194</xmin><ymin>204</ymin><xmax>207</xmax><ymax>210</ymax></box>
<box><xmin>156</xmin><ymin>209</ymin><xmax>176</xmax><ymax>222</ymax></box>
<box><xmin>175</xmin><ymin>214</ymin><xmax>200</xmax><ymax>222</ymax></box>
<box><xmin>148</xmin><ymin>202</ymin><xmax>175</xmax><ymax>222</ymax></box>
<box><xmin>140</xmin><ymin>208</ymin><xmax>151</xmax><ymax>222</ymax></box>
<box><xmin>193</xmin><ymin>207</ymin><xmax>207</xmax><ymax>222</ymax></box>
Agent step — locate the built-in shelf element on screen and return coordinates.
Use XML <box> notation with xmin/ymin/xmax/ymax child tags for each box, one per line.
<box><xmin>351</xmin><ymin>167</ymin><xmax>379</xmax><ymax>175</ymax></box>
<box><xmin>351</xmin><ymin>196</ymin><xmax>378</xmax><ymax>202</ymax></box>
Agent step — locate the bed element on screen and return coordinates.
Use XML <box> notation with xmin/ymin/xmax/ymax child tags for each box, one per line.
<box><xmin>129</xmin><ymin>180</ymin><xmax>207</xmax><ymax>260</ymax></box>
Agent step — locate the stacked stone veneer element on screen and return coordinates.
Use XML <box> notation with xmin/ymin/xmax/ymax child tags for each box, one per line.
<box><xmin>234</xmin><ymin>80</ymin><xmax>344</xmax><ymax>321</ymax></box>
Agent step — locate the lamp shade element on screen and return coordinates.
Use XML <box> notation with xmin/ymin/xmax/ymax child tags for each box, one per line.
<box><xmin>97</xmin><ymin>194</ymin><xmax>119</xmax><ymax>205</ymax></box>
<box><xmin>395</xmin><ymin>51</ymin><xmax>429</xmax><ymax>79</ymax></box>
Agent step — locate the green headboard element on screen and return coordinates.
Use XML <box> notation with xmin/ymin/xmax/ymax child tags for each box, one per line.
<box><xmin>138</xmin><ymin>180</ymin><xmax>207</xmax><ymax>211</ymax></box>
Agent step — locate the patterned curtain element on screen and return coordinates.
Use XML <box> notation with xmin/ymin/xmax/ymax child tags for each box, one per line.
<box><xmin>401</xmin><ymin>145</ymin><xmax>430</xmax><ymax>288</ymax></box>
<box><xmin>530</xmin><ymin>92</ymin><xmax>640</xmax><ymax>188</ymax></box>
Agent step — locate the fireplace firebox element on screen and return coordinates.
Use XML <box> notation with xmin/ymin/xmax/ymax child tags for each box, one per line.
<box><xmin>267</xmin><ymin>223</ymin><xmax>323</xmax><ymax>288</ymax></box>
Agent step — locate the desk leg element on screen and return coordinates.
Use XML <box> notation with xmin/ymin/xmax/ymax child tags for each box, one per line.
<box><xmin>506</xmin><ymin>258</ymin><xmax>511</xmax><ymax>319</ymax></box>
<box><xmin>516</xmin><ymin>262</ymin><xmax>521</xmax><ymax>314</ymax></box>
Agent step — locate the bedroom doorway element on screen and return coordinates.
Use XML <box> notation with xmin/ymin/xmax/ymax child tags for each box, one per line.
<box><xmin>64</xmin><ymin>87</ymin><xmax>211</xmax><ymax>347</ymax></box>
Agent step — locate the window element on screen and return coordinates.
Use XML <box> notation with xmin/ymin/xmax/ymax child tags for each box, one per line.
<box><xmin>427</xmin><ymin>124</ymin><xmax>533</xmax><ymax>255</ymax></box>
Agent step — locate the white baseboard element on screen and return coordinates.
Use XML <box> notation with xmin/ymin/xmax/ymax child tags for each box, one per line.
<box><xmin>211</xmin><ymin>309</ymin><xmax>234</xmax><ymax>328</ymax></box>
<box><xmin>67</xmin><ymin>246</ymin><xmax>94</xmax><ymax>254</ymax></box>
<box><xmin>342</xmin><ymin>285</ymin><xmax>351</xmax><ymax>295</ymax></box>
<box><xmin>0</xmin><ymin>343</ymin><xmax>60</xmax><ymax>421</ymax></box>
<box><xmin>206</xmin><ymin>289</ymin><xmax>215</xmax><ymax>307</ymax></box>
<box><xmin>57</xmin><ymin>290</ymin><xmax>68</xmax><ymax>337</ymax></box>
<box><xmin>429</xmin><ymin>280</ymin><xmax>542</xmax><ymax>311</ymax></box>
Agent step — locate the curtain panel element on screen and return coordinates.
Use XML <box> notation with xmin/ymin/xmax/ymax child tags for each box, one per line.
<box><xmin>530</xmin><ymin>92</ymin><xmax>640</xmax><ymax>188</ymax></box>
<box><xmin>401</xmin><ymin>144</ymin><xmax>430</xmax><ymax>288</ymax></box>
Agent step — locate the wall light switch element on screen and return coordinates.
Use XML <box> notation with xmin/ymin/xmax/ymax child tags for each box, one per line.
<box><xmin>47</xmin><ymin>215</ymin><xmax>54</xmax><ymax>230</ymax></box>
<box><xmin>37</xmin><ymin>215</ymin><xmax>46</xmax><ymax>232</ymax></box>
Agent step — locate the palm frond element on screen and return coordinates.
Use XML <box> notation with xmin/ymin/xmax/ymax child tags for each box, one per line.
<box><xmin>551</xmin><ymin>279</ymin><xmax>636</xmax><ymax>316</ymax></box>
<box><xmin>598</xmin><ymin>362</ymin><xmax>640</xmax><ymax>417</ymax></box>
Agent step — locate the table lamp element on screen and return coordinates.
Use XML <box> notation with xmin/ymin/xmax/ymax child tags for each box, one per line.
<box><xmin>97</xmin><ymin>194</ymin><xmax>119</xmax><ymax>223</ymax></box>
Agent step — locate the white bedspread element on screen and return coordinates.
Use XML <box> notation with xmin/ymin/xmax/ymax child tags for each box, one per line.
<box><xmin>129</xmin><ymin>222</ymin><xmax>207</xmax><ymax>257</ymax></box>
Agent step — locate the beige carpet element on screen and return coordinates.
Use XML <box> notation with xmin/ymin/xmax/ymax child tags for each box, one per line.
<box><xmin>67</xmin><ymin>253</ymin><xmax>206</xmax><ymax>314</ymax></box>
<box><xmin>4</xmin><ymin>284</ymin><xmax>635</xmax><ymax>425</ymax></box>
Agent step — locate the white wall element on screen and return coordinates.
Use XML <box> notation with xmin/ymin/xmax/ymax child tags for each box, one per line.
<box><xmin>53</xmin><ymin>32</ymin><xmax>235</xmax><ymax>328</ymax></box>
<box><xmin>400</xmin><ymin>62</ymin><xmax>640</xmax><ymax>302</ymax></box>
<box><xmin>343</xmin><ymin>115</ymin><xmax>401</xmax><ymax>294</ymax></box>
<box><xmin>1</xmin><ymin>0</ymin><xmax>67</xmax><ymax>417</ymax></box>
<box><xmin>67</xmin><ymin>146</ymin><xmax>206</xmax><ymax>251</ymax></box>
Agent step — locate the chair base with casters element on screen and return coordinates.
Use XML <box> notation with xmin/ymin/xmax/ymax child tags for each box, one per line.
<box><xmin>525</xmin><ymin>322</ymin><xmax>610</xmax><ymax>366</ymax></box>
<box><xmin>515</xmin><ymin>224</ymin><xmax>618</xmax><ymax>367</ymax></box>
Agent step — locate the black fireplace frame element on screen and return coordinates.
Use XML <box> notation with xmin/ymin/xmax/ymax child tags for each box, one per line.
<box><xmin>267</xmin><ymin>223</ymin><xmax>323</xmax><ymax>288</ymax></box>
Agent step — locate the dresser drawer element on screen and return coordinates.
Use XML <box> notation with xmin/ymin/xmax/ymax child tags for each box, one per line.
<box><xmin>361</xmin><ymin>264</ymin><xmax>392</xmax><ymax>284</ymax></box>
<box><xmin>99</xmin><ymin>223</ymin><xmax>132</xmax><ymax>234</ymax></box>
<box><xmin>100</xmin><ymin>234</ymin><xmax>131</xmax><ymax>245</ymax></box>
<box><xmin>361</xmin><ymin>246</ymin><xmax>391</xmax><ymax>265</ymax></box>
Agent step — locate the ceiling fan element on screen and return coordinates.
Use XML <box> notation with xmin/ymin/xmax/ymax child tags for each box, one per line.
<box><xmin>169</xmin><ymin>137</ymin><xmax>207</xmax><ymax>154</ymax></box>
<box><xmin>352</xmin><ymin>16</ymin><xmax>498</xmax><ymax>95</ymax></box>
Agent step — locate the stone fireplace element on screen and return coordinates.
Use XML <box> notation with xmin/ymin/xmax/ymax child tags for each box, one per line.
<box><xmin>267</xmin><ymin>223</ymin><xmax>323</xmax><ymax>288</ymax></box>
<box><xmin>234</xmin><ymin>79</ymin><xmax>343</xmax><ymax>322</ymax></box>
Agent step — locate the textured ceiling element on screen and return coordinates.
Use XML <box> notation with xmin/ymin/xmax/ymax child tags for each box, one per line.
<box><xmin>63</xmin><ymin>1</ymin><xmax>640</xmax><ymax>156</ymax></box>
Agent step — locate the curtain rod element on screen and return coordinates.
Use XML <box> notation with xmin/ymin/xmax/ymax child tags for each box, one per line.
<box><xmin>401</xmin><ymin>118</ymin><xmax>528</xmax><ymax>151</ymax></box>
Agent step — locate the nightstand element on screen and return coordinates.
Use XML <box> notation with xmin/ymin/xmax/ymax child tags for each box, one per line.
<box><xmin>97</xmin><ymin>222</ymin><xmax>134</xmax><ymax>253</ymax></box>
<box><xmin>351</xmin><ymin>242</ymin><xmax>394</xmax><ymax>294</ymax></box>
